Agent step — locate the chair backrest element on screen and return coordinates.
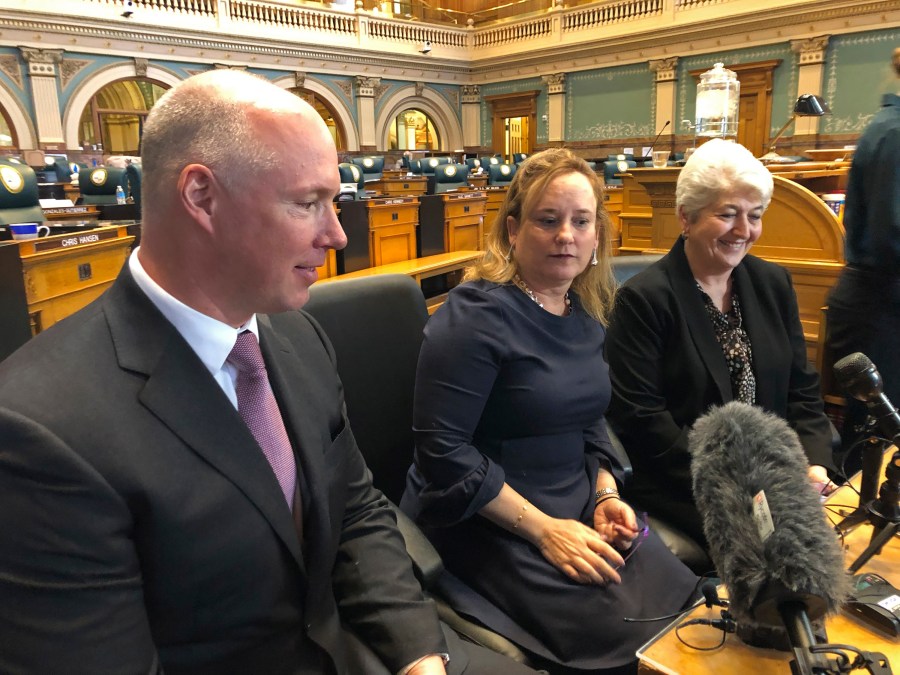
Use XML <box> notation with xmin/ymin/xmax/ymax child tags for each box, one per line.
<box><xmin>488</xmin><ymin>163</ymin><xmax>516</xmax><ymax>186</ymax></box>
<box><xmin>409</xmin><ymin>159</ymin><xmax>422</xmax><ymax>174</ymax></box>
<box><xmin>44</xmin><ymin>157</ymin><xmax>72</xmax><ymax>182</ymax></box>
<box><xmin>420</xmin><ymin>157</ymin><xmax>451</xmax><ymax>175</ymax></box>
<box><xmin>602</xmin><ymin>159</ymin><xmax>636</xmax><ymax>186</ymax></box>
<box><xmin>79</xmin><ymin>166</ymin><xmax>126</xmax><ymax>204</ymax></box>
<box><xmin>609</xmin><ymin>253</ymin><xmax>664</xmax><ymax>286</ymax></box>
<box><xmin>304</xmin><ymin>274</ymin><xmax>428</xmax><ymax>504</ymax></box>
<box><xmin>338</xmin><ymin>162</ymin><xmax>365</xmax><ymax>197</ymax></box>
<box><xmin>431</xmin><ymin>163</ymin><xmax>470</xmax><ymax>194</ymax></box>
<box><xmin>464</xmin><ymin>158</ymin><xmax>482</xmax><ymax>172</ymax></box>
<box><xmin>512</xmin><ymin>153</ymin><xmax>528</xmax><ymax>164</ymax></box>
<box><xmin>479</xmin><ymin>156</ymin><xmax>501</xmax><ymax>170</ymax></box>
<box><xmin>0</xmin><ymin>160</ymin><xmax>43</xmax><ymax>225</ymax></box>
<box><xmin>124</xmin><ymin>163</ymin><xmax>142</xmax><ymax>207</ymax></box>
<box><xmin>350</xmin><ymin>156</ymin><xmax>384</xmax><ymax>182</ymax></box>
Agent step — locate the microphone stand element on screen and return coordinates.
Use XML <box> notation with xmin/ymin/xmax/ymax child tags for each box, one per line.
<box><xmin>641</xmin><ymin>120</ymin><xmax>670</xmax><ymax>162</ymax></box>
<box><xmin>848</xmin><ymin>447</ymin><xmax>900</xmax><ymax>573</ymax></box>
<box><xmin>836</xmin><ymin>434</ymin><xmax>892</xmax><ymax>534</ymax></box>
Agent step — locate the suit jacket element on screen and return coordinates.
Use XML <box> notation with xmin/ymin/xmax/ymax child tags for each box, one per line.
<box><xmin>605</xmin><ymin>237</ymin><xmax>833</xmax><ymax>544</ymax></box>
<box><xmin>0</xmin><ymin>266</ymin><xmax>445</xmax><ymax>674</ymax></box>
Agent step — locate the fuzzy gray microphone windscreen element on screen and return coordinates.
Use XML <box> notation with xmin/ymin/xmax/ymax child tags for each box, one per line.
<box><xmin>688</xmin><ymin>401</ymin><xmax>849</xmax><ymax>626</ymax></box>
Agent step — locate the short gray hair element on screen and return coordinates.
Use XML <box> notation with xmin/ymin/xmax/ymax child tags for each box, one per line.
<box><xmin>141</xmin><ymin>69</ymin><xmax>309</xmax><ymax>204</ymax></box>
<box><xmin>675</xmin><ymin>139</ymin><xmax>773</xmax><ymax>223</ymax></box>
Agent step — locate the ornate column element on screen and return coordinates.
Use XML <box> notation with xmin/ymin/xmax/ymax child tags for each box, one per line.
<box><xmin>649</xmin><ymin>57</ymin><xmax>678</xmax><ymax>140</ymax></box>
<box><xmin>355</xmin><ymin>75</ymin><xmax>380</xmax><ymax>152</ymax></box>
<box><xmin>542</xmin><ymin>73</ymin><xmax>566</xmax><ymax>144</ymax></box>
<box><xmin>20</xmin><ymin>47</ymin><xmax>64</xmax><ymax>148</ymax></box>
<box><xmin>791</xmin><ymin>36</ymin><xmax>830</xmax><ymax>136</ymax></box>
<box><xmin>461</xmin><ymin>84</ymin><xmax>481</xmax><ymax>151</ymax></box>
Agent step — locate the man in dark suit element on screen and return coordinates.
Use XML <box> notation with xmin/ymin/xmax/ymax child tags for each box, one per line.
<box><xmin>0</xmin><ymin>70</ymin><xmax>529</xmax><ymax>675</ymax></box>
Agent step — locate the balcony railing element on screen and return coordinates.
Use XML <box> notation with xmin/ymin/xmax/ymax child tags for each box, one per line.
<box><xmin>0</xmin><ymin>0</ymin><xmax>865</xmax><ymax>64</ymax></box>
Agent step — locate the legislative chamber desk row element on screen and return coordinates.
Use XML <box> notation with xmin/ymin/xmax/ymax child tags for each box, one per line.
<box><xmin>638</xmin><ymin>449</ymin><xmax>900</xmax><ymax>674</ymax></box>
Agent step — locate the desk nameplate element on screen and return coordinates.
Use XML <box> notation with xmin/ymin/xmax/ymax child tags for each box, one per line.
<box><xmin>30</xmin><ymin>227</ymin><xmax>122</xmax><ymax>254</ymax></box>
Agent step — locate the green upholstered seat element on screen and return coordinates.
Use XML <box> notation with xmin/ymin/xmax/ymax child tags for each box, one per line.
<box><xmin>430</xmin><ymin>163</ymin><xmax>470</xmax><ymax>194</ymax></box>
<box><xmin>0</xmin><ymin>160</ymin><xmax>44</xmax><ymax>226</ymax></box>
<box><xmin>464</xmin><ymin>158</ymin><xmax>482</xmax><ymax>173</ymax></box>
<box><xmin>350</xmin><ymin>156</ymin><xmax>384</xmax><ymax>182</ymax></box>
<box><xmin>487</xmin><ymin>163</ymin><xmax>516</xmax><ymax>186</ymax></box>
<box><xmin>512</xmin><ymin>153</ymin><xmax>528</xmax><ymax>164</ymax></box>
<box><xmin>338</xmin><ymin>162</ymin><xmax>365</xmax><ymax>199</ymax></box>
<box><xmin>79</xmin><ymin>166</ymin><xmax>126</xmax><ymax>205</ymax></box>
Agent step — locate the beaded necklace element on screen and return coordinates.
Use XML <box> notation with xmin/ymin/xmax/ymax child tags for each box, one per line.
<box><xmin>513</xmin><ymin>274</ymin><xmax>571</xmax><ymax>315</ymax></box>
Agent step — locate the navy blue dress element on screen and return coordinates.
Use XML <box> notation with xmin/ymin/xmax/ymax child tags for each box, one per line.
<box><xmin>401</xmin><ymin>280</ymin><xmax>698</xmax><ymax>670</ymax></box>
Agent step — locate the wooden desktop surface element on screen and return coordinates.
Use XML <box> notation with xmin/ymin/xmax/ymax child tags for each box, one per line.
<box><xmin>638</xmin><ymin>451</ymin><xmax>900</xmax><ymax>674</ymax></box>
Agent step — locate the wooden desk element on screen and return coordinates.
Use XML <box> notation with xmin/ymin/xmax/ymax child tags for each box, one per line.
<box><xmin>480</xmin><ymin>185</ymin><xmax>509</xmax><ymax>239</ymax></box>
<box><xmin>319</xmin><ymin>250</ymin><xmax>483</xmax><ymax>313</ymax></box>
<box><xmin>336</xmin><ymin>196</ymin><xmax>420</xmax><ymax>273</ymax></box>
<box><xmin>418</xmin><ymin>191</ymin><xmax>487</xmax><ymax>256</ymax></box>
<box><xmin>367</xmin><ymin>176</ymin><xmax>427</xmax><ymax>197</ymax></box>
<box><xmin>638</xmin><ymin>453</ymin><xmax>900</xmax><ymax>674</ymax></box>
<box><xmin>0</xmin><ymin>223</ymin><xmax>135</xmax><ymax>361</ymax></box>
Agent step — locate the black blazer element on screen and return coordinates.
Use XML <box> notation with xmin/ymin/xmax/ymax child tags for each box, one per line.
<box><xmin>0</xmin><ymin>266</ymin><xmax>444</xmax><ymax>674</ymax></box>
<box><xmin>605</xmin><ymin>237</ymin><xmax>833</xmax><ymax>544</ymax></box>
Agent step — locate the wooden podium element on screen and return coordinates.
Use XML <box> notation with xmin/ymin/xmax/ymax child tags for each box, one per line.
<box><xmin>0</xmin><ymin>223</ymin><xmax>135</xmax><ymax>361</ymax></box>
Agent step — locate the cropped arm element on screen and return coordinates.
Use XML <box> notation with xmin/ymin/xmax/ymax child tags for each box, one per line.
<box><xmin>411</xmin><ymin>286</ymin><xmax>508</xmax><ymax>526</ymax></box>
<box><xmin>605</xmin><ymin>286</ymin><xmax>690</xmax><ymax>472</ymax></box>
<box><xmin>0</xmin><ymin>408</ymin><xmax>161</xmax><ymax>674</ymax></box>
<box><xmin>778</xmin><ymin>268</ymin><xmax>835</xmax><ymax>470</ymax></box>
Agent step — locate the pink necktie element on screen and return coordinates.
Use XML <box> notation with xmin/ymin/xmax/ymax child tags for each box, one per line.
<box><xmin>228</xmin><ymin>331</ymin><xmax>297</xmax><ymax>509</ymax></box>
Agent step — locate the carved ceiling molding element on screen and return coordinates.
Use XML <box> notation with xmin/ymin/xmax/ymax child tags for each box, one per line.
<box><xmin>0</xmin><ymin>54</ymin><xmax>23</xmax><ymax>88</ymax></box>
<box><xmin>60</xmin><ymin>58</ymin><xmax>91</xmax><ymax>88</ymax></box>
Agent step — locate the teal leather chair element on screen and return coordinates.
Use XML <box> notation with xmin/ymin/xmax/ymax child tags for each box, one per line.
<box><xmin>464</xmin><ymin>158</ymin><xmax>482</xmax><ymax>173</ymax></box>
<box><xmin>430</xmin><ymin>163</ymin><xmax>469</xmax><ymax>194</ymax></box>
<box><xmin>602</xmin><ymin>158</ymin><xmax>636</xmax><ymax>186</ymax></box>
<box><xmin>420</xmin><ymin>157</ymin><xmax>452</xmax><ymax>176</ymax></box>
<box><xmin>488</xmin><ymin>163</ymin><xmax>516</xmax><ymax>186</ymax></box>
<box><xmin>512</xmin><ymin>153</ymin><xmax>528</xmax><ymax>164</ymax></box>
<box><xmin>479</xmin><ymin>156</ymin><xmax>501</xmax><ymax>171</ymax></box>
<box><xmin>350</xmin><ymin>156</ymin><xmax>384</xmax><ymax>182</ymax></box>
<box><xmin>0</xmin><ymin>159</ymin><xmax>44</xmax><ymax>225</ymax></box>
<box><xmin>79</xmin><ymin>166</ymin><xmax>126</xmax><ymax>204</ymax></box>
<box><xmin>338</xmin><ymin>162</ymin><xmax>365</xmax><ymax>199</ymax></box>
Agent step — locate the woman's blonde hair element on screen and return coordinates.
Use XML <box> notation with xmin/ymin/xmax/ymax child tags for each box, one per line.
<box><xmin>465</xmin><ymin>147</ymin><xmax>616</xmax><ymax>324</ymax></box>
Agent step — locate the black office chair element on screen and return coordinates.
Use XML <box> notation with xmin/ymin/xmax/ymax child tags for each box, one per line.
<box><xmin>488</xmin><ymin>163</ymin><xmax>516</xmax><ymax>186</ymax></box>
<box><xmin>303</xmin><ymin>275</ymin><xmax>534</xmax><ymax>664</ymax></box>
<box><xmin>79</xmin><ymin>166</ymin><xmax>126</xmax><ymax>204</ymax></box>
<box><xmin>124</xmin><ymin>162</ymin><xmax>142</xmax><ymax>207</ymax></box>
<box><xmin>0</xmin><ymin>160</ymin><xmax>44</xmax><ymax>226</ymax></box>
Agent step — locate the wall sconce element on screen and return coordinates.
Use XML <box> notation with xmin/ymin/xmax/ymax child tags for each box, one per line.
<box><xmin>759</xmin><ymin>94</ymin><xmax>830</xmax><ymax>163</ymax></box>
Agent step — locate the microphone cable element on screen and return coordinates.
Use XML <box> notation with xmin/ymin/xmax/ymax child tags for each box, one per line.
<box><xmin>674</xmin><ymin>610</ymin><xmax>737</xmax><ymax>652</ymax></box>
<box><xmin>623</xmin><ymin>579</ymin><xmax>725</xmax><ymax>623</ymax></box>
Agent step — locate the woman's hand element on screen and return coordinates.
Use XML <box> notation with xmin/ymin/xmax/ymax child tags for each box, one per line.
<box><xmin>536</xmin><ymin>518</ymin><xmax>625</xmax><ymax>586</ymax></box>
<box><xmin>593</xmin><ymin>497</ymin><xmax>639</xmax><ymax>550</ymax></box>
<box><xmin>808</xmin><ymin>464</ymin><xmax>837</xmax><ymax>496</ymax></box>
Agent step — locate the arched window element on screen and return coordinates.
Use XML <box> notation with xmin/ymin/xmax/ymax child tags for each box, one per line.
<box><xmin>288</xmin><ymin>89</ymin><xmax>346</xmax><ymax>151</ymax></box>
<box><xmin>389</xmin><ymin>109</ymin><xmax>440</xmax><ymax>150</ymax></box>
<box><xmin>78</xmin><ymin>79</ymin><xmax>169</xmax><ymax>154</ymax></box>
<box><xmin>0</xmin><ymin>107</ymin><xmax>15</xmax><ymax>148</ymax></box>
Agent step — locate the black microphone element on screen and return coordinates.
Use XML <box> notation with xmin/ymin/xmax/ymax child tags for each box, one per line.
<box><xmin>689</xmin><ymin>402</ymin><xmax>850</xmax><ymax>674</ymax></box>
<box><xmin>701</xmin><ymin>580</ymin><xmax>729</xmax><ymax>609</ymax></box>
<box><xmin>644</xmin><ymin>120</ymin><xmax>670</xmax><ymax>160</ymax></box>
<box><xmin>834</xmin><ymin>352</ymin><xmax>900</xmax><ymax>446</ymax></box>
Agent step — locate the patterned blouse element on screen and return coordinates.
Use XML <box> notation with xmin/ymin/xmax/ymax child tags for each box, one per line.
<box><xmin>696</xmin><ymin>284</ymin><xmax>756</xmax><ymax>404</ymax></box>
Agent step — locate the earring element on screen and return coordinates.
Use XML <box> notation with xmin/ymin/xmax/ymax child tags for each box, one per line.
<box><xmin>505</xmin><ymin>244</ymin><xmax>515</xmax><ymax>262</ymax></box>
<box><xmin>590</xmin><ymin>247</ymin><xmax>598</xmax><ymax>266</ymax></box>
<box><xmin>681</xmin><ymin>231</ymin><xmax>689</xmax><ymax>240</ymax></box>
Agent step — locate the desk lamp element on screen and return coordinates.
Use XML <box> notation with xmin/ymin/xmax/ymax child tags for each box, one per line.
<box><xmin>759</xmin><ymin>94</ymin><xmax>829</xmax><ymax>163</ymax></box>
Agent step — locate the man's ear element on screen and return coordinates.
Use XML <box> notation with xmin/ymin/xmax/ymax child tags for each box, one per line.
<box><xmin>179</xmin><ymin>164</ymin><xmax>217</xmax><ymax>234</ymax></box>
